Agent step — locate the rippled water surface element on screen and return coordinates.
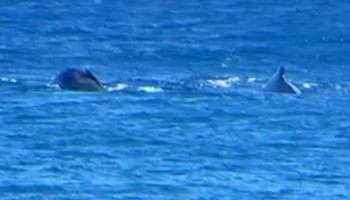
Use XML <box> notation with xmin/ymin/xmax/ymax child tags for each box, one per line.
<box><xmin>1</xmin><ymin>0</ymin><xmax>350</xmax><ymax>199</ymax></box>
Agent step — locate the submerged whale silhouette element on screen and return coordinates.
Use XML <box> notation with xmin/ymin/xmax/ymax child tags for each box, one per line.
<box><xmin>53</xmin><ymin>68</ymin><xmax>104</xmax><ymax>91</ymax></box>
<box><xmin>264</xmin><ymin>66</ymin><xmax>301</xmax><ymax>94</ymax></box>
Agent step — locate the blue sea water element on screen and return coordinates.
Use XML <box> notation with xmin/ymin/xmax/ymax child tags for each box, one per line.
<box><xmin>1</xmin><ymin>0</ymin><xmax>350</xmax><ymax>199</ymax></box>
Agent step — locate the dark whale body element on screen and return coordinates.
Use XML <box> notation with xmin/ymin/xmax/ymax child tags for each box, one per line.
<box><xmin>53</xmin><ymin>68</ymin><xmax>104</xmax><ymax>91</ymax></box>
<box><xmin>264</xmin><ymin>66</ymin><xmax>301</xmax><ymax>94</ymax></box>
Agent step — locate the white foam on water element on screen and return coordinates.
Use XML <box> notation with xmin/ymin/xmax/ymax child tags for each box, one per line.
<box><xmin>303</xmin><ymin>83</ymin><xmax>311</xmax><ymax>89</ymax></box>
<box><xmin>335</xmin><ymin>84</ymin><xmax>342</xmax><ymax>91</ymax></box>
<box><xmin>1</xmin><ymin>77</ymin><xmax>17</xmax><ymax>83</ymax></box>
<box><xmin>137</xmin><ymin>86</ymin><xmax>164</xmax><ymax>93</ymax></box>
<box><xmin>247</xmin><ymin>77</ymin><xmax>257</xmax><ymax>83</ymax></box>
<box><xmin>106</xmin><ymin>83</ymin><xmax>128</xmax><ymax>91</ymax></box>
<box><xmin>47</xmin><ymin>83</ymin><xmax>60</xmax><ymax>89</ymax></box>
<box><xmin>302</xmin><ymin>83</ymin><xmax>317</xmax><ymax>89</ymax></box>
<box><xmin>206</xmin><ymin>77</ymin><xmax>240</xmax><ymax>88</ymax></box>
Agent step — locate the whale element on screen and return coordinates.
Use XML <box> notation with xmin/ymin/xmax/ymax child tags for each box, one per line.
<box><xmin>264</xmin><ymin>66</ymin><xmax>301</xmax><ymax>94</ymax></box>
<box><xmin>52</xmin><ymin>68</ymin><xmax>104</xmax><ymax>91</ymax></box>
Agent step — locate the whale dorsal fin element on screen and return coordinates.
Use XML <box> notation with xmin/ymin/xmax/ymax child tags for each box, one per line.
<box><xmin>84</xmin><ymin>69</ymin><xmax>102</xmax><ymax>86</ymax></box>
<box><xmin>276</xmin><ymin>66</ymin><xmax>285</xmax><ymax>78</ymax></box>
<box><xmin>264</xmin><ymin>66</ymin><xmax>301</xmax><ymax>94</ymax></box>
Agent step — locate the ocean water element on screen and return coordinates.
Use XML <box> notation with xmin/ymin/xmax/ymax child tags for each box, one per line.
<box><xmin>1</xmin><ymin>0</ymin><xmax>350</xmax><ymax>199</ymax></box>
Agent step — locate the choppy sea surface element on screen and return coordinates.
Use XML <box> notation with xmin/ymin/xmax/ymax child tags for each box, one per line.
<box><xmin>1</xmin><ymin>0</ymin><xmax>350</xmax><ymax>199</ymax></box>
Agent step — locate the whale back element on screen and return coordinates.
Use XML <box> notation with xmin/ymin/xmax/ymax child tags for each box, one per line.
<box><xmin>53</xmin><ymin>68</ymin><xmax>103</xmax><ymax>91</ymax></box>
<box><xmin>264</xmin><ymin>66</ymin><xmax>300</xmax><ymax>94</ymax></box>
